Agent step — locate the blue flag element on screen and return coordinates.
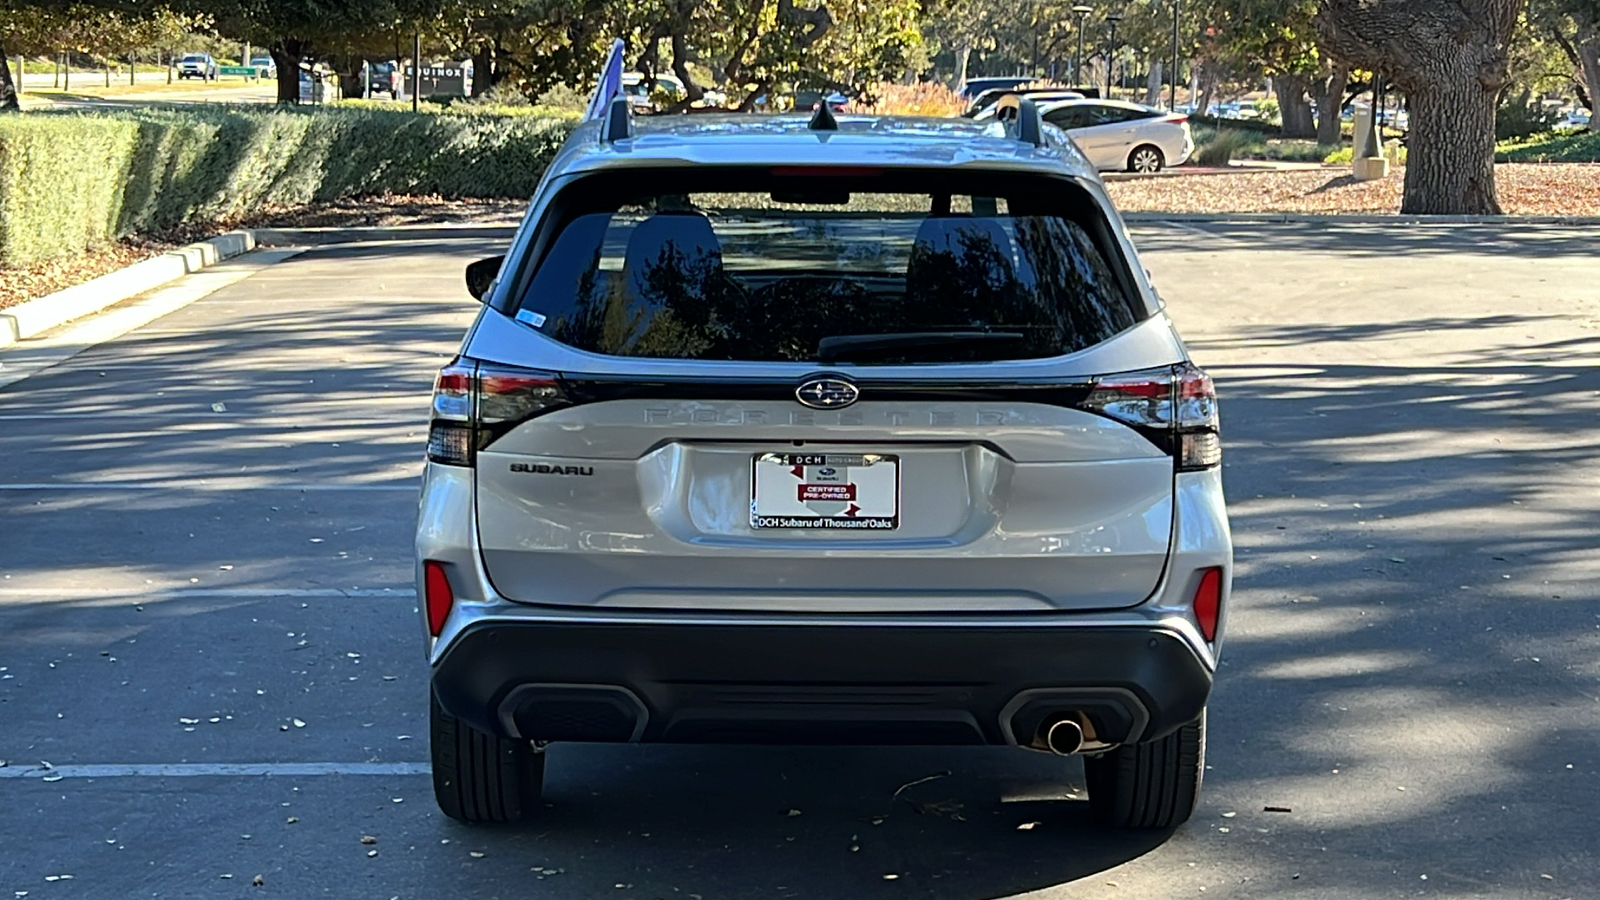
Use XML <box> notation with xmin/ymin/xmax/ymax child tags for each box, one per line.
<box><xmin>585</xmin><ymin>39</ymin><xmax>626</xmax><ymax>120</ymax></box>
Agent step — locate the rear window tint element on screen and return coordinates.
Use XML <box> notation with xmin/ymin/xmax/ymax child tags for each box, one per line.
<box><xmin>514</xmin><ymin>173</ymin><xmax>1142</xmax><ymax>364</ymax></box>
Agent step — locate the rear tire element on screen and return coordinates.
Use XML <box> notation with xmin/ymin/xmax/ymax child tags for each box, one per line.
<box><xmin>1128</xmin><ymin>144</ymin><xmax>1165</xmax><ymax>173</ymax></box>
<box><xmin>430</xmin><ymin>691</ymin><xmax>544</xmax><ymax>823</ymax></box>
<box><xmin>1084</xmin><ymin>711</ymin><xmax>1204</xmax><ymax>828</ymax></box>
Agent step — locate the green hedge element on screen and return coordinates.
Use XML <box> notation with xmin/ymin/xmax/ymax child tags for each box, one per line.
<box><xmin>0</xmin><ymin>106</ymin><xmax>575</xmax><ymax>266</ymax></box>
<box><xmin>1188</xmin><ymin>114</ymin><xmax>1283</xmax><ymax>137</ymax></box>
<box><xmin>1496</xmin><ymin>130</ymin><xmax>1600</xmax><ymax>163</ymax></box>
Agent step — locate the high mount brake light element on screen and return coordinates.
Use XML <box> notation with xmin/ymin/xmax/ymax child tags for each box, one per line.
<box><xmin>426</xmin><ymin>359</ymin><xmax>569</xmax><ymax>466</ymax></box>
<box><xmin>1079</xmin><ymin>362</ymin><xmax>1220</xmax><ymax>471</ymax></box>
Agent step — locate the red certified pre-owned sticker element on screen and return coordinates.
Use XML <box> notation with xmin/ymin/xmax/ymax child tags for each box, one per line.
<box><xmin>798</xmin><ymin>483</ymin><xmax>857</xmax><ymax>502</ymax></box>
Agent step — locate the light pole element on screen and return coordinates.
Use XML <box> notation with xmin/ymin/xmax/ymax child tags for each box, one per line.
<box><xmin>1169</xmin><ymin>0</ymin><xmax>1181</xmax><ymax>110</ymax></box>
<box><xmin>1031</xmin><ymin>0</ymin><xmax>1040</xmax><ymax>82</ymax></box>
<box><xmin>1105</xmin><ymin>12</ymin><xmax>1123</xmax><ymax>100</ymax></box>
<box><xmin>1072</xmin><ymin>5</ymin><xmax>1093</xmax><ymax>89</ymax></box>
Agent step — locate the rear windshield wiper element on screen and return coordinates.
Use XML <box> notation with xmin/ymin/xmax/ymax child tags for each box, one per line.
<box><xmin>816</xmin><ymin>331</ymin><xmax>1026</xmax><ymax>363</ymax></box>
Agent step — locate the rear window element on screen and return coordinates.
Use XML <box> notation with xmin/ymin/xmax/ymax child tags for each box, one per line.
<box><xmin>512</xmin><ymin>170</ymin><xmax>1144</xmax><ymax>364</ymax></box>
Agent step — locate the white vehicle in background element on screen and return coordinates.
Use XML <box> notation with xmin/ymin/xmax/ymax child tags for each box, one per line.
<box><xmin>177</xmin><ymin>53</ymin><xmax>219</xmax><ymax>81</ymax></box>
<box><xmin>1555</xmin><ymin>109</ymin><xmax>1592</xmax><ymax>131</ymax></box>
<box><xmin>968</xmin><ymin>89</ymin><xmax>1086</xmax><ymax>120</ymax></box>
<box><xmin>622</xmin><ymin>72</ymin><xmax>685</xmax><ymax>112</ymax></box>
<box><xmin>1037</xmin><ymin>99</ymin><xmax>1195</xmax><ymax>173</ymax></box>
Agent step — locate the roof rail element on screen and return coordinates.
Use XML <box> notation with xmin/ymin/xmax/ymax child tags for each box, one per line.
<box><xmin>601</xmin><ymin>95</ymin><xmax>633</xmax><ymax>143</ymax></box>
<box><xmin>994</xmin><ymin>94</ymin><xmax>1045</xmax><ymax>148</ymax></box>
<box><xmin>808</xmin><ymin>101</ymin><xmax>839</xmax><ymax>131</ymax></box>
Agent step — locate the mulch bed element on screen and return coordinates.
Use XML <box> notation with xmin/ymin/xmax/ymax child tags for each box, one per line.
<box><xmin>1104</xmin><ymin>163</ymin><xmax>1600</xmax><ymax>216</ymax></box>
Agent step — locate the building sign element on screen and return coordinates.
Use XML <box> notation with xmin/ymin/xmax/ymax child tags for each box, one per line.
<box><xmin>405</xmin><ymin>64</ymin><xmax>472</xmax><ymax>98</ymax></box>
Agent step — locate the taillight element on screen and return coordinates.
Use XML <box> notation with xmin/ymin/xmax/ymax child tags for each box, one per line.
<box><xmin>425</xmin><ymin>359</ymin><xmax>568</xmax><ymax>466</ymax></box>
<box><xmin>1169</xmin><ymin>114</ymin><xmax>1189</xmax><ymax>125</ymax></box>
<box><xmin>1078</xmin><ymin>362</ymin><xmax>1220</xmax><ymax>471</ymax></box>
<box><xmin>1192</xmin><ymin>566</ymin><xmax>1223</xmax><ymax>642</ymax></box>
<box><xmin>423</xmin><ymin>561</ymin><xmax>454</xmax><ymax>637</ymax></box>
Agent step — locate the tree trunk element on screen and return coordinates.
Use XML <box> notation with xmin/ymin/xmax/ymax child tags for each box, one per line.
<box><xmin>1276</xmin><ymin>72</ymin><xmax>1315</xmax><ymax>137</ymax></box>
<box><xmin>1402</xmin><ymin>74</ymin><xmax>1501</xmax><ymax>214</ymax></box>
<box><xmin>270</xmin><ymin>42</ymin><xmax>304</xmax><ymax>105</ymax></box>
<box><xmin>472</xmin><ymin>45</ymin><xmax>494</xmax><ymax>98</ymax></box>
<box><xmin>0</xmin><ymin>42</ymin><xmax>18</xmax><ymax>112</ymax></box>
<box><xmin>953</xmin><ymin>40</ymin><xmax>970</xmax><ymax>91</ymax></box>
<box><xmin>1317</xmin><ymin>62</ymin><xmax>1350</xmax><ymax>145</ymax></box>
<box><xmin>1315</xmin><ymin>0</ymin><xmax>1523</xmax><ymax>215</ymax></box>
<box><xmin>1577</xmin><ymin>21</ymin><xmax>1600</xmax><ymax>132</ymax></box>
<box><xmin>669</xmin><ymin>31</ymin><xmax>705</xmax><ymax>103</ymax></box>
<box><xmin>1145</xmin><ymin>60</ymin><xmax>1162</xmax><ymax>106</ymax></box>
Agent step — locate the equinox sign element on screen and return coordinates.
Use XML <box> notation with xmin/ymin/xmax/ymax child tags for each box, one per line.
<box><xmin>795</xmin><ymin>377</ymin><xmax>860</xmax><ymax>410</ymax></box>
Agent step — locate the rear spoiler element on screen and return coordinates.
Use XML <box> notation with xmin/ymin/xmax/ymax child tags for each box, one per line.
<box><xmin>583</xmin><ymin>38</ymin><xmax>633</xmax><ymax>144</ymax></box>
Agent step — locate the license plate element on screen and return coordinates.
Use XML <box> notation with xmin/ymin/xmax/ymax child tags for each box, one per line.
<box><xmin>750</xmin><ymin>453</ymin><xmax>900</xmax><ymax>530</ymax></box>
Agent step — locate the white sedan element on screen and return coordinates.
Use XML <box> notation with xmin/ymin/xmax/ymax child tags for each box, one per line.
<box><xmin>1037</xmin><ymin>99</ymin><xmax>1194</xmax><ymax>173</ymax></box>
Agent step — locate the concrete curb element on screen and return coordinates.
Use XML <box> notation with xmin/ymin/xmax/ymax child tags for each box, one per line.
<box><xmin>1122</xmin><ymin>212</ymin><xmax>1600</xmax><ymax>226</ymax></box>
<box><xmin>1</xmin><ymin>231</ymin><xmax>256</xmax><ymax>348</ymax></box>
<box><xmin>250</xmin><ymin>224</ymin><xmax>519</xmax><ymax>247</ymax></box>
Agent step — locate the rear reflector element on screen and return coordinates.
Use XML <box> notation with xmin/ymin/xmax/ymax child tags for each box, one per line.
<box><xmin>423</xmin><ymin>561</ymin><xmax>455</xmax><ymax>637</ymax></box>
<box><xmin>1192</xmin><ymin>567</ymin><xmax>1223</xmax><ymax>642</ymax></box>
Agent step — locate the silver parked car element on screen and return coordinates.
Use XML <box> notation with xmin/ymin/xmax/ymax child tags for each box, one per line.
<box><xmin>418</xmin><ymin>97</ymin><xmax>1232</xmax><ymax>829</ymax></box>
<box><xmin>177</xmin><ymin>53</ymin><xmax>219</xmax><ymax>81</ymax></box>
<box><xmin>1038</xmin><ymin>99</ymin><xmax>1196</xmax><ymax>173</ymax></box>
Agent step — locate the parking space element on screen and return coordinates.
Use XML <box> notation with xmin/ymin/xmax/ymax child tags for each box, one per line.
<box><xmin>2</xmin><ymin>223</ymin><xmax>1598</xmax><ymax>898</ymax></box>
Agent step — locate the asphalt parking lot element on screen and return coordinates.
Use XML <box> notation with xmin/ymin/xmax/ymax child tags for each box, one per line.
<box><xmin>2</xmin><ymin>221</ymin><xmax>1598</xmax><ymax>898</ymax></box>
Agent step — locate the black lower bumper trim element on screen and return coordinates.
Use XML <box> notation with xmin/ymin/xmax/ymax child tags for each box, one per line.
<box><xmin>431</xmin><ymin>620</ymin><xmax>1211</xmax><ymax>747</ymax></box>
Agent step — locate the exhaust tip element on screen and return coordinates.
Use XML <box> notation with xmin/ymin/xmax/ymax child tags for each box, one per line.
<box><xmin>1041</xmin><ymin>716</ymin><xmax>1085</xmax><ymax>756</ymax></box>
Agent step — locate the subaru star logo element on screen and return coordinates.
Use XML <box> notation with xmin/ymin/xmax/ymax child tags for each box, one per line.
<box><xmin>795</xmin><ymin>377</ymin><xmax>860</xmax><ymax>410</ymax></box>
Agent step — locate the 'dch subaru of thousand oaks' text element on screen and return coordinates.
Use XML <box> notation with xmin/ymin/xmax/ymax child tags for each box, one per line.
<box><xmin>415</xmin><ymin>92</ymin><xmax>1233</xmax><ymax>830</ymax></box>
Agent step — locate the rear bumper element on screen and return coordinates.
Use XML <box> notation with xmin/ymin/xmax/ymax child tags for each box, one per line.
<box><xmin>431</xmin><ymin>615</ymin><xmax>1212</xmax><ymax>748</ymax></box>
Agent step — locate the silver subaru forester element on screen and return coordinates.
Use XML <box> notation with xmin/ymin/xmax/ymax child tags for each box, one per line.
<box><xmin>417</xmin><ymin>97</ymin><xmax>1232</xmax><ymax>829</ymax></box>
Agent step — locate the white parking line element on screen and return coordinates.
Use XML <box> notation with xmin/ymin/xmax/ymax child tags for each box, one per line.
<box><xmin>1164</xmin><ymin>221</ymin><xmax>1221</xmax><ymax>238</ymax></box>
<box><xmin>0</xmin><ymin>587</ymin><xmax>414</xmax><ymax>599</ymax></box>
<box><xmin>0</xmin><ymin>482</ymin><xmax>416</xmax><ymax>492</ymax></box>
<box><xmin>0</xmin><ymin>762</ymin><xmax>429</xmax><ymax>780</ymax></box>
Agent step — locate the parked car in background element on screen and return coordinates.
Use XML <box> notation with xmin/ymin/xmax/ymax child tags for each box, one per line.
<box><xmin>957</xmin><ymin>75</ymin><xmax>1030</xmax><ymax>100</ymax></box>
<box><xmin>964</xmin><ymin>87</ymin><xmax>1085</xmax><ymax>118</ymax></box>
<box><xmin>622</xmin><ymin>72</ymin><xmax>686</xmax><ymax>113</ymax></box>
<box><xmin>1555</xmin><ymin>109</ymin><xmax>1592</xmax><ymax>131</ymax></box>
<box><xmin>793</xmin><ymin>89</ymin><xmax>851</xmax><ymax>112</ymax></box>
<box><xmin>177</xmin><ymin>53</ymin><xmax>219</xmax><ymax>81</ymax></box>
<box><xmin>1038</xmin><ymin>99</ymin><xmax>1194</xmax><ymax>173</ymax></box>
<box><xmin>249</xmin><ymin>56</ymin><xmax>276</xmax><ymax>79</ymax></box>
<box><xmin>366</xmin><ymin>61</ymin><xmax>402</xmax><ymax>99</ymax></box>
